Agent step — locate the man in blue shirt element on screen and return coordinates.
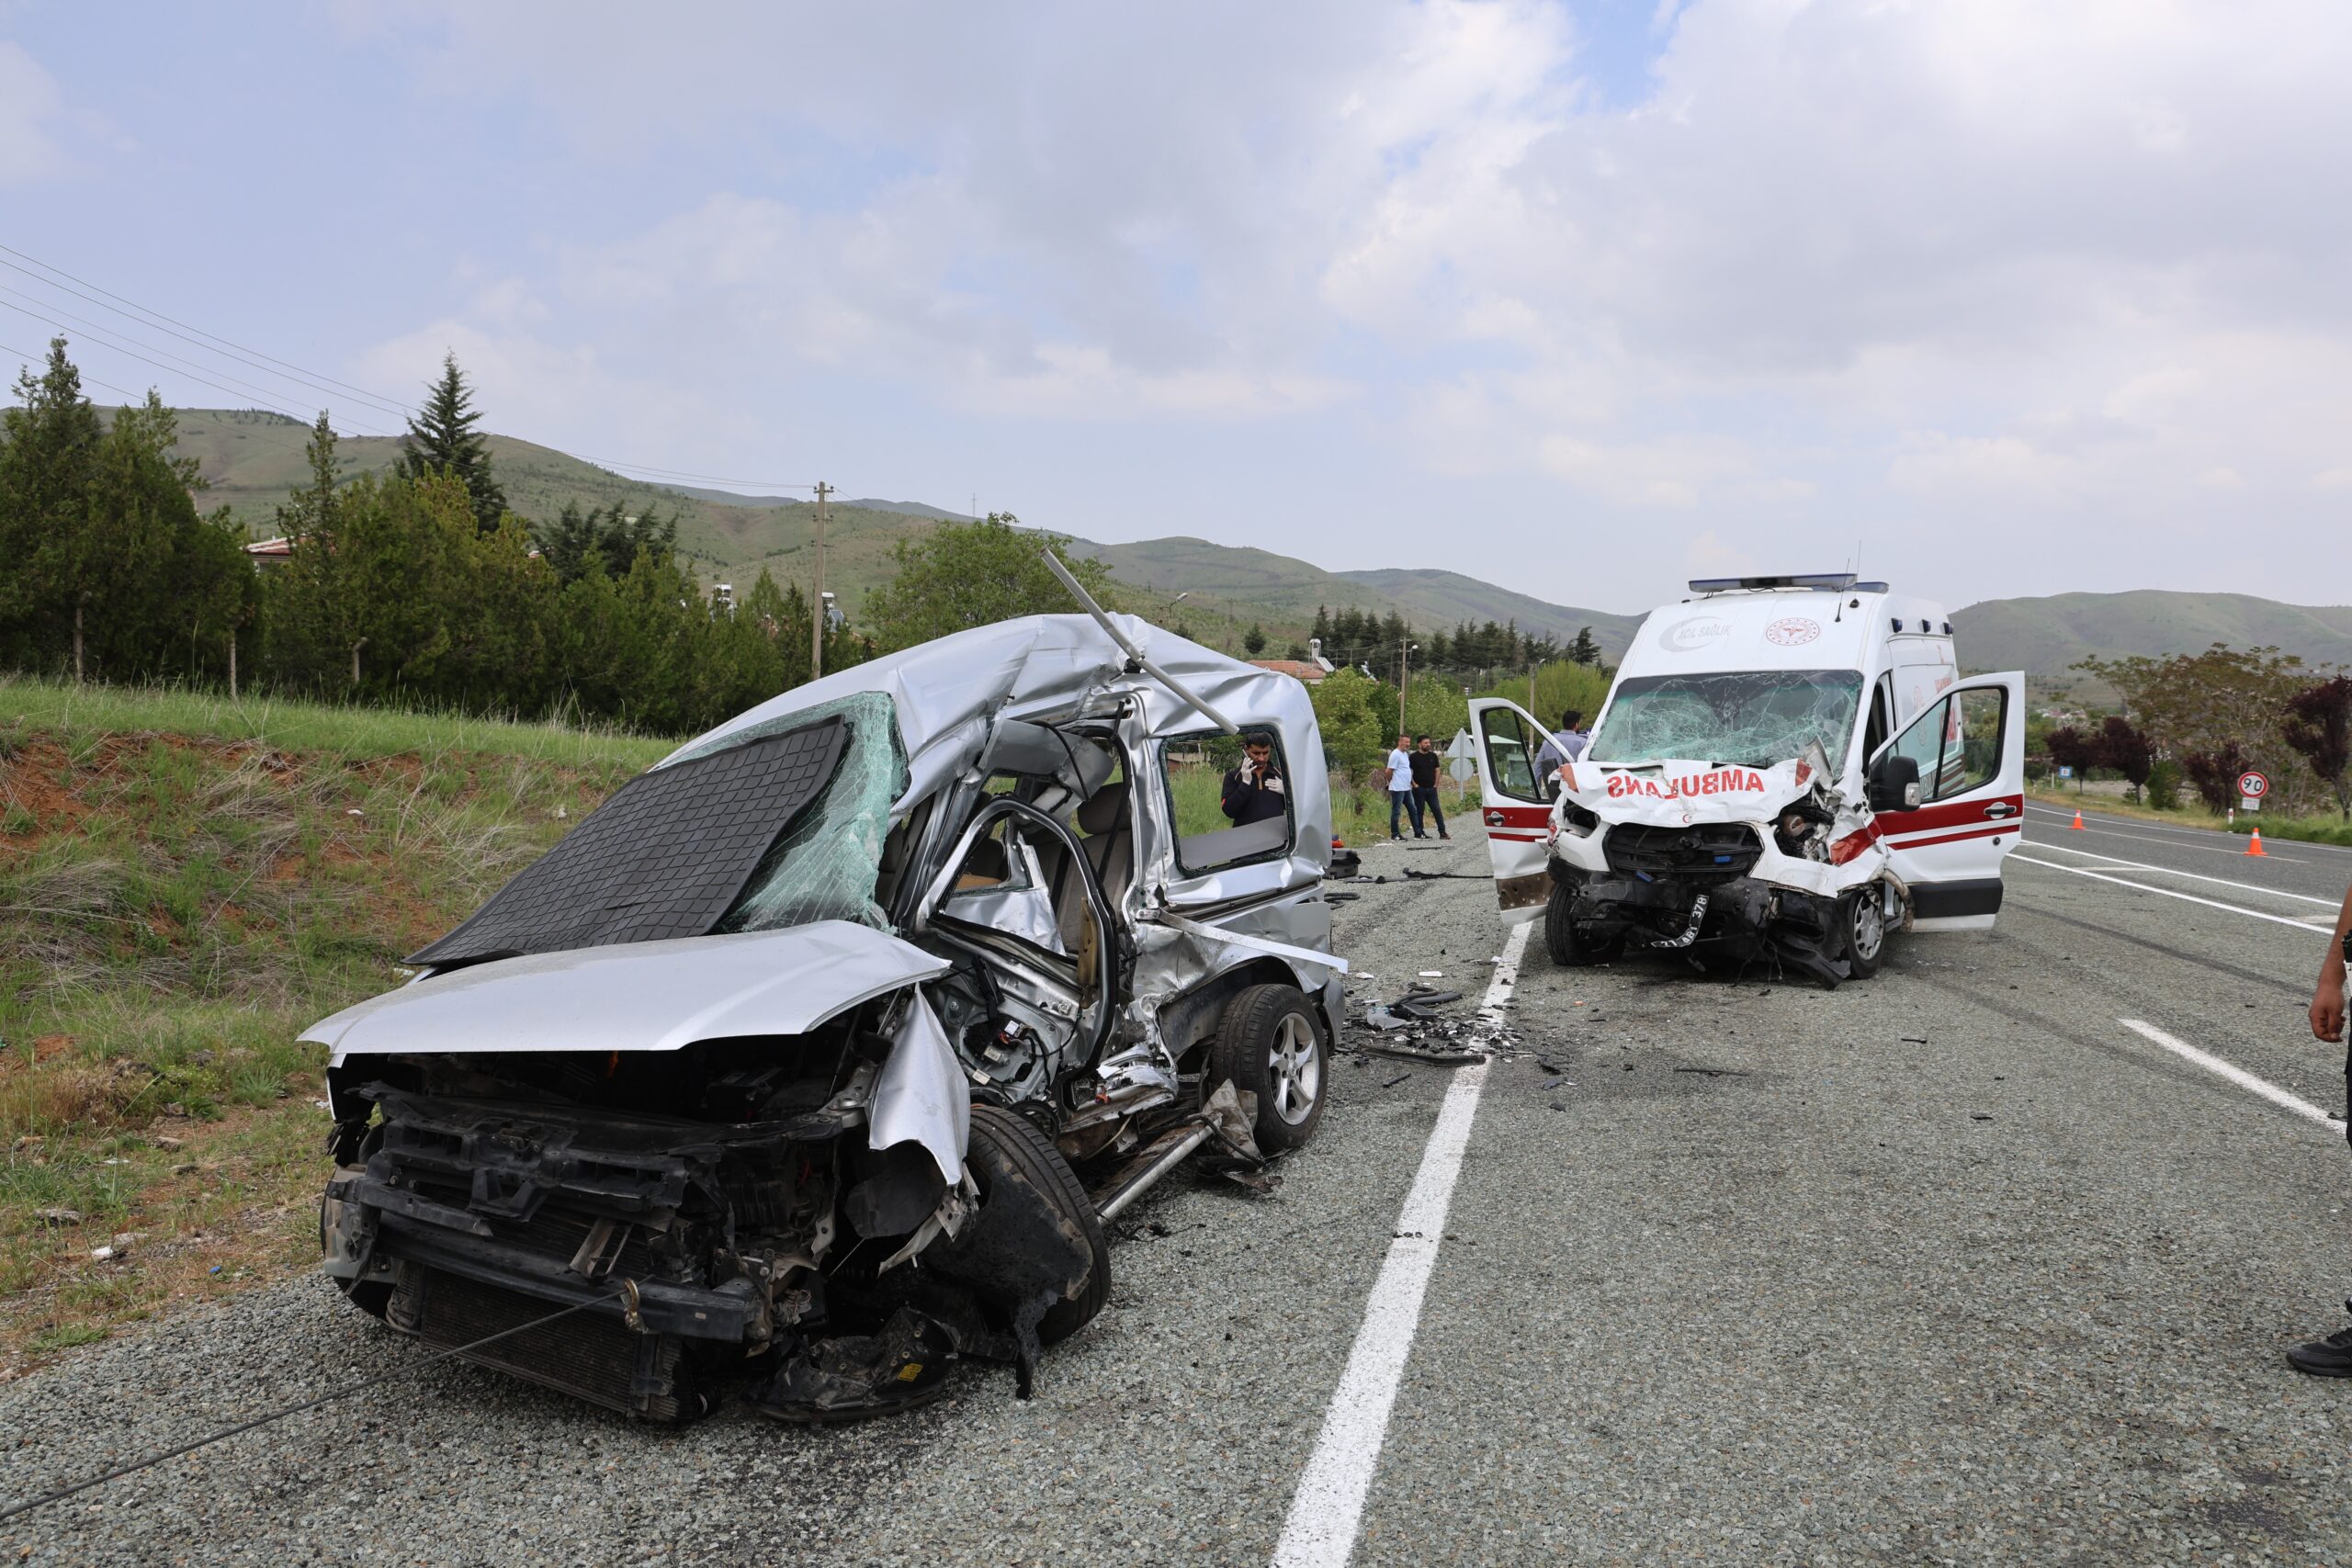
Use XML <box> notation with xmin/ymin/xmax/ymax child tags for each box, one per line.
<box><xmin>1534</xmin><ymin>708</ymin><xmax>1587</xmax><ymax>784</ymax></box>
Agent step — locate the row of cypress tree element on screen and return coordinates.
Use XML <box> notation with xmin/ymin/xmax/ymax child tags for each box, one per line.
<box><xmin>0</xmin><ymin>340</ymin><xmax>860</xmax><ymax>735</ymax></box>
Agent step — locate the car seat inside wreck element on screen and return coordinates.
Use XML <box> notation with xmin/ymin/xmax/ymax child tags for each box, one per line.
<box><xmin>307</xmin><ymin>612</ymin><xmax>1343</xmax><ymax>1424</ymax></box>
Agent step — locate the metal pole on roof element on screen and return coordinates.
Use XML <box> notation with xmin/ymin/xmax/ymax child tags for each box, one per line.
<box><xmin>810</xmin><ymin>481</ymin><xmax>831</xmax><ymax>680</ymax></box>
<box><xmin>1040</xmin><ymin>550</ymin><xmax>1238</xmax><ymax>734</ymax></box>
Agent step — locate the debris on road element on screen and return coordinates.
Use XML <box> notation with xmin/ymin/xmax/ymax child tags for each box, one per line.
<box><xmin>1382</xmin><ymin>1074</ymin><xmax>1412</xmax><ymax>1089</ymax></box>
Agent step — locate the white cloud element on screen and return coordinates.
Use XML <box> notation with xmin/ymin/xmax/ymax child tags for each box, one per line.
<box><xmin>0</xmin><ymin>42</ymin><xmax>64</xmax><ymax>185</ymax></box>
<box><xmin>341</xmin><ymin>0</ymin><xmax>2352</xmax><ymax>603</ymax></box>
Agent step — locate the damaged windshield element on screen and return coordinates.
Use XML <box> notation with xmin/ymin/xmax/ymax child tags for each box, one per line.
<box><xmin>1588</xmin><ymin>670</ymin><xmax>1863</xmax><ymax>768</ymax></box>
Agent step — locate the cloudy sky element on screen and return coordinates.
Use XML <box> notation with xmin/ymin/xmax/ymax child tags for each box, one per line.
<box><xmin>2</xmin><ymin>1</ymin><xmax>2346</xmax><ymax>612</ymax></box>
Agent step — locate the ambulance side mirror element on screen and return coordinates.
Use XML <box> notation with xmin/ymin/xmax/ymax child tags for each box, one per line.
<box><xmin>1867</xmin><ymin>752</ymin><xmax>1921</xmax><ymax>814</ymax></box>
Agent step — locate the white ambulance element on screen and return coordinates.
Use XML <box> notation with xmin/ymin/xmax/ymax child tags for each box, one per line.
<box><xmin>1471</xmin><ymin>574</ymin><xmax>2025</xmax><ymax>986</ymax></box>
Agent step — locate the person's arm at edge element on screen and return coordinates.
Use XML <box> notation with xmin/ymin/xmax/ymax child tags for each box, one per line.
<box><xmin>2313</xmin><ymin>884</ymin><xmax>2352</xmax><ymax>1043</ymax></box>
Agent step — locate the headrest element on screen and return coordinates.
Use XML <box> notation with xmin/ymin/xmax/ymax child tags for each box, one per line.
<box><xmin>1075</xmin><ymin>780</ymin><xmax>1129</xmax><ymax>836</ymax></box>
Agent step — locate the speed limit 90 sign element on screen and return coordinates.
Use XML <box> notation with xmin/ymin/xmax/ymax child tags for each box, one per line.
<box><xmin>2237</xmin><ymin>770</ymin><xmax>2269</xmax><ymax>799</ymax></box>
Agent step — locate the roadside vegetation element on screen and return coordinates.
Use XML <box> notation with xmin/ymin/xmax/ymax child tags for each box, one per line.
<box><xmin>0</xmin><ymin>679</ymin><xmax>662</xmax><ymax>1371</ymax></box>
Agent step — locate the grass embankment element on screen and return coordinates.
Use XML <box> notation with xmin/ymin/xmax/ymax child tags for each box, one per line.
<box><xmin>0</xmin><ymin>677</ymin><xmax>667</xmax><ymax>1371</ymax></box>
<box><xmin>2026</xmin><ymin>783</ymin><xmax>2352</xmax><ymax>847</ymax></box>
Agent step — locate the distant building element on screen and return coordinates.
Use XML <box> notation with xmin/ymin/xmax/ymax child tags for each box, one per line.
<box><xmin>243</xmin><ymin>536</ymin><xmax>294</xmax><ymax>569</ymax></box>
<box><xmin>1248</xmin><ymin>659</ymin><xmax>1328</xmax><ymax>685</ymax></box>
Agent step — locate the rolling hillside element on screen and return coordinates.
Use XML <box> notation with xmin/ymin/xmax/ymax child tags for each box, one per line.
<box><xmin>1951</xmin><ymin>591</ymin><xmax>2352</xmax><ymax>700</ymax></box>
<box><xmin>153</xmin><ymin>410</ymin><xmax>2350</xmax><ymax>686</ymax></box>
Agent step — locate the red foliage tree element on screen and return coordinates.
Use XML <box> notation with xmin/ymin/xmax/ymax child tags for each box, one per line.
<box><xmin>2183</xmin><ymin>740</ymin><xmax>2253</xmax><ymax>814</ymax></box>
<box><xmin>2282</xmin><ymin>674</ymin><xmax>2352</xmax><ymax>820</ymax></box>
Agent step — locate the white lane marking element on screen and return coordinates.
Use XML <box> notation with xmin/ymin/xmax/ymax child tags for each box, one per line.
<box><xmin>2022</xmin><ymin>802</ymin><xmax>2340</xmax><ymax>860</ymax></box>
<box><xmin>2119</xmin><ymin>1019</ymin><xmax>2338</xmax><ymax>1130</ymax></box>
<box><xmin>2022</xmin><ymin>840</ymin><xmax>2342</xmax><ymax>905</ymax></box>
<box><xmin>1272</xmin><ymin>919</ymin><xmax>1530</xmax><ymax>1568</ymax></box>
<box><xmin>2007</xmin><ymin>853</ymin><xmax>2338</xmax><ymax>931</ymax></box>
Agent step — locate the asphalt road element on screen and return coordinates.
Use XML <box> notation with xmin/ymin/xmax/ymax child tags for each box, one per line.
<box><xmin>6</xmin><ymin>804</ymin><xmax>2352</xmax><ymax>1566</ymax></box>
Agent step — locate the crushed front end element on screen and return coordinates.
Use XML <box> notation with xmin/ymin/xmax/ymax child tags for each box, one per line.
<box><xmin>1544</xmin><ymin>755</ymin><xmax>1891</xmax><ymax>985</ymax></box>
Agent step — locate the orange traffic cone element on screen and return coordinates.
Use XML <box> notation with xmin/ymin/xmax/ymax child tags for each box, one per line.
<box><xmin>2070</xmin><ymin>810</ymin><xmax>2085</xmax><ymax>830</ymax></box>
<box><xmin>2246</xmin><ymin>829</ymin><xmax>2267</xmax><ymax>857</ymax></box>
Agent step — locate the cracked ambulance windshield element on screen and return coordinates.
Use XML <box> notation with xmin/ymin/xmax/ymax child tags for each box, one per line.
<box><xmin>1588</xmin><ymin>670</ymin><xmax>1864</xmax><ymax>768</ymax></box>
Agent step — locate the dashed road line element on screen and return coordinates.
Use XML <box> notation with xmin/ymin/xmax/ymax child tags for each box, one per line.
<box><xmin>1272</xmin><ymin>918</ymin><xmax>1531</xmax><ymax>1568</ymax></box>
<box><xmin>2119</xmin><ymin>1019</ymin><xmax>2338</xmax><ymax>1130</ymax></box>
<box><xmin>2022</xmin><ymin>840</ymin><xmax>2342</xmax><ymax>905</ymax></box>
<box><xmin>2008</xmin><ymin>852</ymin><xmax>2337</xmax><ymax>931</ymax></box>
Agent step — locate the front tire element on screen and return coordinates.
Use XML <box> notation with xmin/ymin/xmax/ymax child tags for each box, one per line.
<box><xmin>1838</xmin><ymin>883</ymin><xmax>1887</xmax><ymax>979</ymax></box>
<box><xmin>965</xmin><ymin>1104</ymin><xmax>1110</xmax><ymax>1345</ymax></box>
<box><xmin>1210</xmin><ymin>983</ymin><xmax>1328</xmax><ymax>1154</ymax></box>
<box><xmin>1544</xmin><ymin>881</ymin><xmax>1621</xmax><ymax>966</ymax></box>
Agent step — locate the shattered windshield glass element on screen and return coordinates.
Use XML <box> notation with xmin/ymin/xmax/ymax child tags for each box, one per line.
<box><xmin>1588</xmin><ymin>671</ymin><xmax>1863</xmax><ymax>768</ymax></box>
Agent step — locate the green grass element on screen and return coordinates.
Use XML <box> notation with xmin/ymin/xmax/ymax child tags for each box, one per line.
<box><xmin>0</xmin><ymin>682</ymin><xmax>659</xmax><ymax>1367</ymax></box>
<box><xmin>2224</xmin><ymin>813</ymin><xmax>2352</xmax><ymax>846</ymax></box>
<box><xmin>0</xmin><ymin>673</ymin><xmax>675</xmax><ymax>770</ymax></box>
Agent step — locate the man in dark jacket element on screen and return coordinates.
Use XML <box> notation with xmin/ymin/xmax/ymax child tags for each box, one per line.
<box><xmin>1409</xmin><ymin>735</ymin><xmax>1450</xmax><ymax>840</ymax></box>
<box><xmin>1221</xmin><ymin>730</ymin><xmax>1288</xmax><ymax>827</ymax></box>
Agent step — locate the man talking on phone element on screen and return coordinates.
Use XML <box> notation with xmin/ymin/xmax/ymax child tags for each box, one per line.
<box><xmin>1221</xmin><ymin>729</ymin><xmax>1289</xmax><ymax>827</ymax></box>
<box><xmin>2286</xmin><ymin>883</ymin><xmax>2352</xmax><ymax>1376</ymax></box>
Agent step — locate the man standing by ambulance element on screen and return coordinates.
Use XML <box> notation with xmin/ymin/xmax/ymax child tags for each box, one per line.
<box><xmin>2287</xmin><ymin>885</ymin><xmax>2352</xmax><ymax>1375</ymax></box>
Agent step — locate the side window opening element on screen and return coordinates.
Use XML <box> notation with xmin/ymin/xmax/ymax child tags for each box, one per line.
<box><xmin>1887</xmin><ymin>687</ymin><xmax>2006</xmax><ymax>805</ymax></box>
<box><xmin>1159</xmin><ymin>729</ymin><xmax>1294</xmax><ymax>875</ymax></box>
<box><xmin>1477</xmin><ymin>708</ymin><xmax>1545</xmax><ymax>801</ymax></box>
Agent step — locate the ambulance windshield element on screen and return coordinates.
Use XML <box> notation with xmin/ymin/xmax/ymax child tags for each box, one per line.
<box><xmin>1588</xmin><ymin>670</ymin><xmax>1864</xmax><ymax>768</ymax></box>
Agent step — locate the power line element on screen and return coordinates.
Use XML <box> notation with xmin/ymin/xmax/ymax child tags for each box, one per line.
<box><xmin>0</xmin><ymin>1290</ymin><xmax>619</xmax><ymax>1526</ymax></box>
<box><xmin>0</xmin><ymin>285</ymin><xmax>403</xmax><ymax>435</ymax></box>
<box><xmin>0</xmin><ymin>241</ymin><xmax>828</xmax><ymax>497</ymax></box>
<box><xmin>0</xmin><ymin>299</ymin><xmax>391</xmax><ymax>434</ymax></box>
<box><xmin>0</xmin><ymin>242</ymin><xmax>416</xmax><ymax>417</ymax></box>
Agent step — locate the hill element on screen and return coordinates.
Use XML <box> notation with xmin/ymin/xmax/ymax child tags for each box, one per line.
<box><xmin>149</xmin><ymin>411</ymin><xmax>2352</xmax><ymax>686</ymax></box>
<box><xmin>1951</xmin><ymin>591</ymin><xmax>2352</xmax><ymax>700</ymax></box>
<box><xmin>154</xmin><ymin>410</ymin><xmax>1628</xmax><ymax>658</ymax></box>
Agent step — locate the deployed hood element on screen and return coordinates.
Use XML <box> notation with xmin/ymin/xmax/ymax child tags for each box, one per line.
<box><xmin>303</xmin><ymin>921</ymin><xmax>951</xmax><ymax>1058</ymax></box>
<box><xmin>1558</xmin><ymin>757</ymin><xmax>1823</xmax><ymax>828</ymax></box>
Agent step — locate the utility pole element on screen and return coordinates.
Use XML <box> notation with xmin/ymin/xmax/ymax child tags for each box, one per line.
<box><xmin>810</xmin><ymin>481</ymin><xmax>831</xmax><ymax>680</ymax></box>
<box><xmin>1397</xmin><ymin>640</ymin><xmax>1416</xmax><ymax>733</ymax></box>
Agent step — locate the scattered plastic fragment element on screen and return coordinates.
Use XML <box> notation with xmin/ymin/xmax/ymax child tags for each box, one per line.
<box><xmin>1381</xmin><ymin>1074</ymin><xmax>1411</xmax><ymax>1089</ymax></box>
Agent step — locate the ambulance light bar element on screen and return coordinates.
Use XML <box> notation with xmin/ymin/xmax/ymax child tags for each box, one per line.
<box><xmin>1687</xmin><ymin>573</ymin><xmax>1860</xmax><ymax>594</ymax></box>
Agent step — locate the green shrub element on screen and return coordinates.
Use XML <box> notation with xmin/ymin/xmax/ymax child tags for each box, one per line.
<box><xmin>2144</xmin><ymin>759</ymin><xmax>2183</xmax><ymax>811</ymax></box>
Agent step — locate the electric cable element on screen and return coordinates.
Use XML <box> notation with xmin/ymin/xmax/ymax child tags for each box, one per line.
<box><xmin>0</xmin><ymin>241</ymin><xmax>826</xmax><ymax>494</ymax></box>
<box><xmin>0</xmin><ymin>1287</ymin><xmax>626</xmax><ymax>1528</ymax></box>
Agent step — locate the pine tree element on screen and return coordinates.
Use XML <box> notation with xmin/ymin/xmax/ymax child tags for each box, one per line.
<box><xmin>397</xmin><ymin>352</ymin><xmax>508</xmax><ymax>533</ymax></box>
<box><xmin>1242</xmin><ymin>624</ymin><xmax>1267</xmax><ymax>656</ymax></box>
<box><xmin>0</xmin><ymin>339</ymin><xmax>104</xmax><ymax>671</ymax></box>
<box><xmin>1568</xmin><ymin>626</ymin><xmax>1600</xmax><ymax>666</ymax></box>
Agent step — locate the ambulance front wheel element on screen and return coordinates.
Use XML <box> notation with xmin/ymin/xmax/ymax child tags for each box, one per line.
<box><xmin>1838</xmin><ymin>883</ymin><xmax>1887</xmax><ymax>979</ymax></box>
<box><xmin>1544</xmin><ymin>881</ymin><xmax>1620</xmax><ymax>967</ymax></box>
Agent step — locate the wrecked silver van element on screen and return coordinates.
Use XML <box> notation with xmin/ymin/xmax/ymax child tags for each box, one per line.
<box><xmin>307</xmin><ymin>606</ymin><xmax>1342</xmax><ymax>1422</ymax></box>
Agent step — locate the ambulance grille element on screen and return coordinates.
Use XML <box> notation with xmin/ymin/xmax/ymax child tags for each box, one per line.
<box><xmin>1602</xmin><ymin>822</ymin><xmax>1760</xmax><ymax>885</ymax></box>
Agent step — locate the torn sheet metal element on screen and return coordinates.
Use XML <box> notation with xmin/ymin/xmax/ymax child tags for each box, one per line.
<box><xmin>1148</xmin><ymin>909</ymin><xmax>1349</xmax><ymax>975</ymax></box>
<box><xmin>307</xmin><ymin>921</ymin><xmax>952</xmax><ymax>1059</ymax></box>
<box><xmin>868</xmin><ymin>990</ymin><xmax>971</xmax><ymax>1186</ymax></box>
